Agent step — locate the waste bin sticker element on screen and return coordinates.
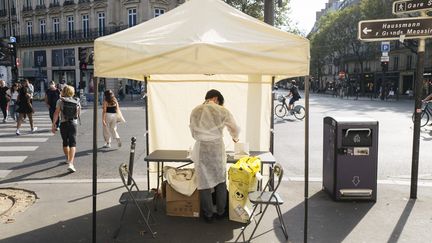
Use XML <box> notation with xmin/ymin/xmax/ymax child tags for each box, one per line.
<box><xmin>352</xmin><ymin>176</ymin><xmax>360</xmax><ymax>186</ymax></box>
<box><xmin>353</xmin><ymin>134</ymin><xmax>361</xmax><ymax>143</ymax></box>
<box><xmin>354</xmin><ymin>147</ymin><xmax>369</xmax><ymax>156</ymax></box>
<box><xmin>234</xmin><ymin>190</ymin><xmax>245</xmax><ymax>200</ymax></box>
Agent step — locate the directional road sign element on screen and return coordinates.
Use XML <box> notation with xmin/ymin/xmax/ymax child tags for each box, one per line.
<box><xmin>358</xmin><ymin>16</ymin><xmax>432</xmax><ymax>42</ymax></box>
<box><xmin>393</xmin><ymin>0</ymin><xmax>432</xmax><ymax>15</ymax></box>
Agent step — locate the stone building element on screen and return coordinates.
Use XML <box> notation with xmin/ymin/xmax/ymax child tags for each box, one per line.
<box><xmin>0</xmin><ymin>0</ymin><xmax>181</xmax><ymax>96</ymax></box>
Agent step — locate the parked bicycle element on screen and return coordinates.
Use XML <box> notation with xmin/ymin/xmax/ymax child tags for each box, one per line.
<box><xmin>274</xmin><ymin>95</ymin><xmax>305</xmax><ymax>120</ymax></box>
<box><xmin>412</xmin><ymin>101</ymin><xmax>432</xmax><ymax>127</ymax></box>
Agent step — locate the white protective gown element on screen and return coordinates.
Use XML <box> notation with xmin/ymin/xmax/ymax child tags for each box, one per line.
<box><xmin>189</xmin><ymin>101</ymin><xmax>240</xmax><ymax>190</ymax></box>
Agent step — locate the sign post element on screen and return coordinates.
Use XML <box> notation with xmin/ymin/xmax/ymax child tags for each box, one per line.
<box><xmin>358</xmin><ymin>10</ymin><xmax>431</xmax><ymax>199</ymax></box>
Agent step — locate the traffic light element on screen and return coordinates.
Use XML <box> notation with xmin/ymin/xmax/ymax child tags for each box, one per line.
<box><xmin>381</xmin><ymin>61</ymin><xmax>389</xmax><ymax>72</ymax></box>
<box><xmin>79</xmin><ymin>47</ymin><xmax>87</xmax><ymax>70</ymax></box>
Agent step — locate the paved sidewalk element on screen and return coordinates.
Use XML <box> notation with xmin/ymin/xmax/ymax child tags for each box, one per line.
<box><xmin>0</xmin><ymin>180</ymin><xmax>431</xmax><ymax>243</ymax></box>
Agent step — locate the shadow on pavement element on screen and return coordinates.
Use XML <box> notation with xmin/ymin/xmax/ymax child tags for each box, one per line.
<box><xmin>387</xmin><ymin>199</ymin><xmax>415</xmax><ymax>243</ymax></box>
<box><xmin>1</xmin><ymin>201</ymin><xmax>243</xmax><ymax>243</ymax></box>
<box><xmin>277</xmin><ymin>190</ymin><xmax>374</xmax><ymax>242</ymax></box>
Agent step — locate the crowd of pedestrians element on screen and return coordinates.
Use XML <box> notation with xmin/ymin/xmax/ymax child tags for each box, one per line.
<box><xmin>0</xmin><ymin>79</ymin><xmax>126</xmax><ymax>174</ymax></box>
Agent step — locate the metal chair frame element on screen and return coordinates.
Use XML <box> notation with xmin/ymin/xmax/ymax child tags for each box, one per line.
<box><xmin>114</xmin><ymin>163</ymin><xmax>157</xmax><ymax>239</ymax></box>
<box><xmin>235</xmin><ymin>163</ymin><xmax>288</xmax><ymax>242</ymax></box>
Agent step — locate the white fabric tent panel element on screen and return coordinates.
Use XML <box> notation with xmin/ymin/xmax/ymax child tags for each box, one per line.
<box><xmin>148</xmin><ymin>80</ymin><xmax>271</xmax><ymax>153</ymax></box>
<box><xmin>94</xmin><ymin>0</ymin><xmax>310</xmax><ymax>79</ymax></box>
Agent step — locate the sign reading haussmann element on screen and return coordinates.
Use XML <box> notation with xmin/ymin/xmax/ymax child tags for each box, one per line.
<box><xmin>358</xmin><ymin>16</ymin><xmax>432</xmax><ymax>41</ymax></box>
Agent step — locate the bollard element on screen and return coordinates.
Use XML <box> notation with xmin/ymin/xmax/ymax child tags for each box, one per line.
<box><xmin>127</xmin><ymin>137</ymin><xmax>137</xmax><ymax>185</ymax></box>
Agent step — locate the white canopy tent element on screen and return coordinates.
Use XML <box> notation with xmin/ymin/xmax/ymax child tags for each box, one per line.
<box><xmin>92</xmin><ymin>0</ymin><xmax>310</xmax><ymax>241</ymax></box>
<box><xmin>94</xmin><ymin>0</ymin><xmax>309</xmax><ymax>153</ymax></box>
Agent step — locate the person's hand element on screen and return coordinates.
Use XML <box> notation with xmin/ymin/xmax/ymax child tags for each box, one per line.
<box><xmin>51</xmin><ymin>125</ymin><xmax>57</xmax><ymax>134</ymax></box>
<box><xmin>102</xmin><ymin>120</ymin><xmax>107</xmax><ymax>126</ymax></box>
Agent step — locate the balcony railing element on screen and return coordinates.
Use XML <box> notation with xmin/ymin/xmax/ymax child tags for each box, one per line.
<box><xmin>78</xmin><ymin>0</ymin><xmax>90</xmax><ymax>3</ymax></box>
<box><xmin>11</xmin><ymin>7</ymin><xmax>16</xmax><ymax>15</ymax></box>
<box><xmin>16</xmin><ymin>25</ymin><xmax>129</xmax><ymax>46</ymax></box>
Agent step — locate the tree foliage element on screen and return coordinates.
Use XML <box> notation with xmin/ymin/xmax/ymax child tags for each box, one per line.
<box><xmin>224</xmin><ymin>0</ymin><xmax>300</xmax><ymax>34</ymax></box>
<box><xmin>309</xmin><ymin>0</ymin><xmax>397</xmax><ymax>81</ymax></box>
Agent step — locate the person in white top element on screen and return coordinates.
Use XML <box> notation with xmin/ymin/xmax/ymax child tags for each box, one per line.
<box><xmin>8</xmin><ymin>83</ymin><xmax>19</xmax><ymax>121</ymax></box>
<box><xmin>189</xmin><ymin>89</ymin><xmax>240</xmax><ymax>222</ymax></box>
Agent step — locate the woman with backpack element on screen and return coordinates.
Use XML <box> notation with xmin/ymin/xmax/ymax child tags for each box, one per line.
<box><xmin>102</xmin><ymin>89</ymin><xmax>124</xmax><ymax>148</ymax></box>
<box><xmin>51</xmin><ymin>85</ymin><xmax>81</xmax><ymax>173</ymax></box>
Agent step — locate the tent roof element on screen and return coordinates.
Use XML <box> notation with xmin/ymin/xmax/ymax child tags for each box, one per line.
<box><xmin>94</xmin><ymin>0</ymin><xmax>310</xmax><ymax>81</ymax></box>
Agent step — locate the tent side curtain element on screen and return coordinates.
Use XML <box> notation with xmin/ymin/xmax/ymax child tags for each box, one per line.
<box><xmin>148</xmin><ymin>81</ymin><xmax>271</xmax><ymax>153</ymax></box>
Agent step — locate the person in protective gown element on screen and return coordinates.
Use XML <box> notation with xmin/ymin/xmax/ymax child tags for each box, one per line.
<box><xmin>189</xmin><ymin>89</ymin><xmax>240</xmax><ymax>222</ymax></box>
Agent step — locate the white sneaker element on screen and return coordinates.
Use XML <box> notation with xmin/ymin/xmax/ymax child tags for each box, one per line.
<box><xmin>67</xmin><ymin>164</ymin><xmax>76</xmax><ymax>173</ymax></box>
<box><xmin>31</xmin><ymin>127</ymin><xmax>38</xmax><ymax>133</ymax></box>
<box><xmin>16</xmin><ymin>129</ymin><xmax>20</xmax><ymax>136</ymax></box>
<box><xmin>103</xmin><ymin>143</ymin><xmax>111</xmax><ymax>148</ymax></box>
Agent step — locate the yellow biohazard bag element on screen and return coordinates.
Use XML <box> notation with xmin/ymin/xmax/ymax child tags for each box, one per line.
<box><xmin>228</xmin><ymin>157</ymin><xmax>261</xmax><ymax>223</ymax></box>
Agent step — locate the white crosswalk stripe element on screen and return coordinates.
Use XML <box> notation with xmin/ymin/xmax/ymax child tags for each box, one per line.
<box><xmin>0</xmin><ymin>115</ymin><xmax>54</xmax><ymax>178</ymax></box>
<box><xmin>0</xmin><ymin>137</ymin><xmax>49</xmax><ymax>143</ymax></box>
<box><xmin>0</xmin><ymin>132</ymin><xmax>54</xmax><ymax>136</ymax></box>
<box><xmin>0</xmin><ymin>146</ymin><xmax>38</xmax><ymax>151</ymax></box>
<box><xmin>0</xmin><ymin>156</ymin><xmax>27</xmax><ymax>163</ymax></box>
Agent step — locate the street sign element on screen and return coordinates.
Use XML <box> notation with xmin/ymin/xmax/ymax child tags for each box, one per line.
<box><xmin>9</xmin><ymin>36</ymin><xmax>16</xmax><ymax>43</ymax></box>
<box><xmin>381</xmin><ymin>41</ymin><xmax>390</xmax><ymax>52</ymax></box>
<box><xmin>381</xmin><ymin>56</ymin><xmax>390</xmax><ymax>62</ymax></box>
<box><xmin>393</xmin><ymin>0</ymin><xmax>432</xmax><ymax>15</ymax></box>
<box><xmin>358</xmin><ymin>16</ymin><xmax>432</xmax><ymax>41</ymax></box>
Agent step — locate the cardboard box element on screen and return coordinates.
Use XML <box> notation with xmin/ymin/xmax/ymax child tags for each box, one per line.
<box><xmin>165</xmin><ymin>183</ymin><xmax>200</xmax><ymax>217</ymax></box>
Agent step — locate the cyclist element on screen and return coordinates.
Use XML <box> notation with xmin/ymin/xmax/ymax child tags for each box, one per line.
<box><xmin>422</xmin><ymin>93</ymin><xmax>432</xmax><ymax>103</ymax></box>
<box><xmin>286</xmin><ymin>80</ymin><xmax>301</xmax><ymax>113</ymax></box>
<box><xmin>422</xmin><ymin>93</ymin><xmax>432</xmax><ymax>126</ymax></box>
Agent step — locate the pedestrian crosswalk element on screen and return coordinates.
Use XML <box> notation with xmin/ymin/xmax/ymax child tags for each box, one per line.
<box><xmin>0</xmin><ymin>112</ymin><xmax>55</xmax><ymax>179</ymax></box>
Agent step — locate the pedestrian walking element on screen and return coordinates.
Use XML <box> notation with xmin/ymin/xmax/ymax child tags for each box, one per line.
<box><xmin>189</xmin><ymin>89</ymin><xmax>240</xmax><ymax>222</ymax></box>
<box><xmin>8</xmin><ymin>83</ymin><xmax>19</xmax><ymax>121</ymax></box>
<box><xmin>102</xmin><ymin>89</ymin><xmax>125</xmax><ymax>148</ymax></box>
<box><xmin>44</xmin><ymin>81</ymin><xmax>61</xmax><ymax>129</ymax></box>
<box><xmin>0</xmin><ymin>80</ymin><xmax>10</xmax><ymax>122</ymax></box>
<box><xmin>51</xmin><ymin>85</ymin><xmax>81</xmax><ymax>173</ymax></box>
<box><xmin>16</xmin><ymin>80</ymin><xmax>37</xmax><ymax>135</ymax></box>
<box><xmin>98</xmin><ymin>79</ymin><xmax>105</xmax><ymax>105</ymax></box>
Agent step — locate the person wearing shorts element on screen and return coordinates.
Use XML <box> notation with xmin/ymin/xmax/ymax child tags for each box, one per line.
<box><xmin>51</xmin><ymin>85</ymin><xmax>81</xmax><ymax>173</ymax></box>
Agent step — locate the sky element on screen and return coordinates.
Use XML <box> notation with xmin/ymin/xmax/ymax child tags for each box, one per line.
<box><xmin>289</xmin><ymin>0</ymin><xmax>329</xmax><ymax>34</ymax></box>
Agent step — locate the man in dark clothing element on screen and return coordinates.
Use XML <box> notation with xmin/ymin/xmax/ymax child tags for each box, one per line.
<box><xmin>286</xmin><ymin>80</ymin><xmax>301</xmax><ymax>111</ymax></box>
<box><xmin>45</xmin><ymin>81</ymin><xmax>61</xmax><ymax>129</ymax></box>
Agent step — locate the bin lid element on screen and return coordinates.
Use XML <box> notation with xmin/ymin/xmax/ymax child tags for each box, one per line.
<box><xmin>324</xmin><ymin>116</ymin><xmax>378</xmax><ymax>125</ymax></box>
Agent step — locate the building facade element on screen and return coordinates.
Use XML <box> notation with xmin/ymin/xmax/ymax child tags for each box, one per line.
<box><xmin>0</xmin><ymin>0</ymin><xmax>181</xmax><ymax>96</ymax></box>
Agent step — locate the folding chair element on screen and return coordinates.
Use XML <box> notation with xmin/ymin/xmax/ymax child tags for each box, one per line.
<box><xmin>114</xmin><ymin>163</ymin><xmax>157</xmax><ymax>239</ymax></box>
<box><xmin>235</xmin><ymin>163</ymin><xmax>288</xmax><ymax>242</ymax></box>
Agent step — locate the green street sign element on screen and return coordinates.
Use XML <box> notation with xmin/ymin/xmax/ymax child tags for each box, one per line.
<box><xmin>358</xmin><ymin>17</ymin><xmax>432</xmax><ymax>42</ymax></box>
<box><xmin>393</xmin><ymin>0</ymin><xmax>432</xmax><ymax>15</ymax></box>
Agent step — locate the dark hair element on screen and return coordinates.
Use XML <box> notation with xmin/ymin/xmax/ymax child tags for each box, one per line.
<box><xmin>104</xmin><ymin>89</ymin><xmax>117</xmax><ymax>105</ymax></box>
<box><xmin>205</xmin><ymin>89</ymin><xmax>224</xmax><ymax>106</ymax></box>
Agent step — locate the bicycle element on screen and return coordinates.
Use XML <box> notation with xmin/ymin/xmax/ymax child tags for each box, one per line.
<box><xmin>274</xmin><ymin>95</ymin><xmax>305</xmax><ymax>120</ymax></box>
<box><xmin>412</xmin><ymin>101</ymin><xmax>432</xmax><ymax>127</ymax></box>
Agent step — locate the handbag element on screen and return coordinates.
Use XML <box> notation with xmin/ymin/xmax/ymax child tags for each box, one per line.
<box><xmin>116</xmin><ymin>109</ymin><xmax>126</xmax><ymax>123</ymax></box>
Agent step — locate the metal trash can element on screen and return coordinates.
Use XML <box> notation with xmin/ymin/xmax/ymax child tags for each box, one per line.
<box><xmin>323</xmin><ymin>116</ymin><xmax>378</xmax><ymax>201</ymax></box>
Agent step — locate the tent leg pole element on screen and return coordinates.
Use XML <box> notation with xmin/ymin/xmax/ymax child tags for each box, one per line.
<box><xmin>304</xmin><ymin>76</ymin><xmax>310</xmax><ymax>243</ymax></box>
<box><xmin>144</xmin><ymin>76</ymin><xmax>150</xmax><ymax>190</ymax></box>
<box><xmin>92</xmin><ymin>77</ymin><xmax>99</xmax><ymax>243</ymax></box>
